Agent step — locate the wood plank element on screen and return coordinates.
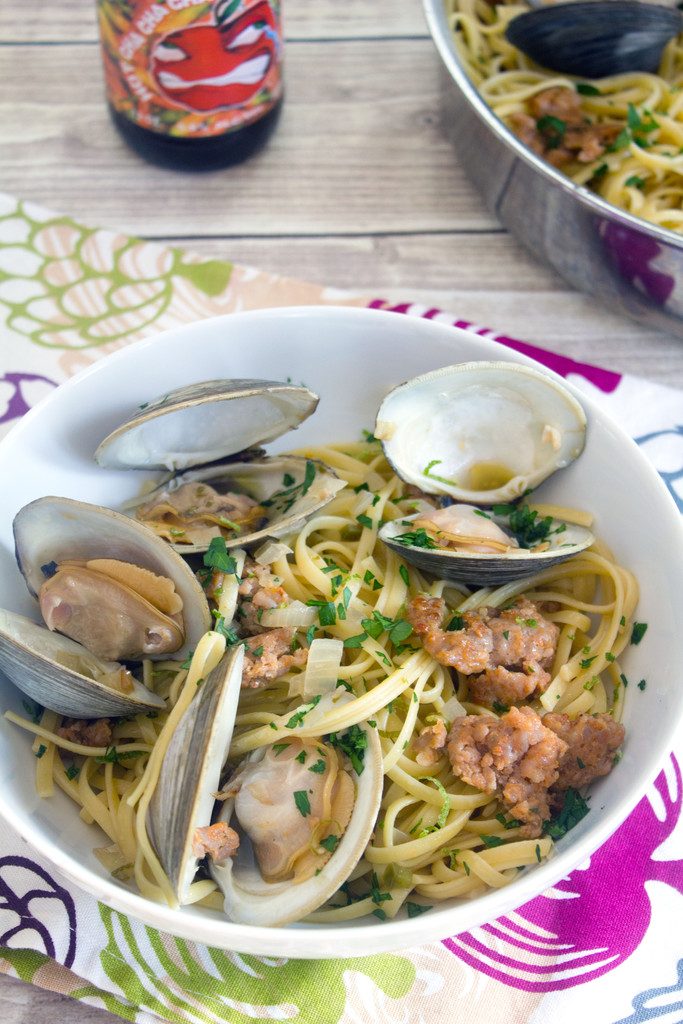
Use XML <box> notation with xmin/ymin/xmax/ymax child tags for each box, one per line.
<box><xmin>162</xmin><ymin>233</ymin><xmax>683</xmax><ymax>388</ymax></box>
<box><xmin>0</xmin><ymin>0</ymin><xmax>428</xmax><ymax>44</ymax></box>
<box><xmin>0</xmin><ymin>39</ymin><xmax>494</xmax><ymax>236</ymax></box>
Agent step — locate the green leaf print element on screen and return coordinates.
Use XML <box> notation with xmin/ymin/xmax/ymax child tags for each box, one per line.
<box><xmin>97</xmin><ymin>904</ymin><xmax>416</xmax><ymax>1024</ymax></box>
<box><xmin>0</xmin><ymin>201</ymin><xmax>233</xmax><ymax>349</ymax></box>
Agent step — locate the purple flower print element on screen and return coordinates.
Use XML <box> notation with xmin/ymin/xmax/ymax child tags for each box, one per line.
<box><xmin>445</xmin><ymin>756</ymin><xmax>682</xmax><ymax>991</ymax></box>
<box><xmin>0</xmin><ymin>856</ymin><xmax>76</xmax><ymax>967</ymax></box>
<box><xmin>0</xmin><ymin>372</ymin><xmax>58</xmax><ymax>425</ymax></box>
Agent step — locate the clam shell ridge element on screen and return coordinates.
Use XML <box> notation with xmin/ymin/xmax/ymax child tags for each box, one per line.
<box><xmin>147</xmin><ymin>644</ymin><xmax>245</xmax><ymax>905</ymax></box>
<box><xmin>375</xmin><ymin>361</ymin><xmax>587</xmax><ymax>505</ymax></box>
<box><xmin>210</xmin><ymin>718</ymin><xmax>383</xmax><ymax>927</ymax></box>
<box><xmin>0</xmin><ymin>609</ymin><xmax>165</xmax><ymax>719</ymax></box>
<box><xmin>13</xmin><ymin>496</ymin><xmax>212</xmax><ymax>661</ymax></box>
<box><xmin>95</xmin><ymin>379</ymin><xmax>320</xmax><ymax>472</ymax></box>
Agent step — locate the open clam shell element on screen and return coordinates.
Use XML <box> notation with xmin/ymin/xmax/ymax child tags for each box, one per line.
<box><xmin>95</xmin><ymin>379</ymin><xmax>319</xmax><ymax>472</ymax></box>
<box><xmin>380</xmin><ymin>509</ymin><xmax>594</xmax><ymax>586</ymax></box>
<box><xmin>127</xmin><ymin>456</ymin><xmax>346</xmax><ymax>554</ymax></box>
<box><xmin>210</xmin><ymin>716</ymin><xmax>383</xmax><ymax>927</ymax></box>
<box><xmin>147</xmin><ymin>644</ymin><xmax>244</xmax><ymax>905</ymax></box>
<box><xmin>0</xmin><ymin>609</ymin><xmax>165</xmax><ymax>718</ymax></box>
<box><xmin>375</xmin><ymin>362</ymin><xmax>587</xmax><ymax>505</ymax></box>
<box><xmin>14</xmin><ymin>496</ymin><xmax>211</xmax><ymax>661</ymax></box>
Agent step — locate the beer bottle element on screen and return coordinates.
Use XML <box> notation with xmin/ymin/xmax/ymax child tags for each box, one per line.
<box><xmin>96</xmin><ymin>0</ymin><xmax>284</xmax><ymax>170</ymax></box>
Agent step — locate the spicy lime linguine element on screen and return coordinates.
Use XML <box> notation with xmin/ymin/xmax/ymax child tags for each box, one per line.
<box><xmin>447</xmin><ymin>0</ymin><xmax>683</xmax><ymax>232</ymax></box>
<box><xmin>6</xmin><ymin>438</ymin><xmax>638</xmax><ymax>921</ymax></box>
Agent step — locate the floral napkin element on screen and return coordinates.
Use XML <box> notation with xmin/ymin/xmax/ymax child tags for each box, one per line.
<box><xmin>0</xmin><ymin>191</ymin><xmax>682</xmax><ymax>1024</ymax></box>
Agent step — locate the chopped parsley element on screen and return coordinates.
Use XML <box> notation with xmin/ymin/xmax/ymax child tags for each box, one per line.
<box><xmin>35</xmin><ymin>744</ymin><xmax>47</xmax><ymax>759</ymax></box>
<box><xmin>631</xmin><ymin>621</ymin><xmax>648</xmax><ymax>645</ymax></box>
<box><xmin>620</xmin><ymin>673</ymin><xmax>629</xmax><ymax>688</ymax></box>
<box><xmin>638</xmin><ymin>679</ymin><xmax>647</xmax><ymax>691</ymax></box>
<box><xmin>251</xmin><ymin>645</ymin><xmax>264</xmax><ymax>658</ymax></box>
<box><xmin>295</xmin><ymin>750</ymin><xmax>307</xmax><ymax>764</ymax></box>
<box><xmin>285</xmin><ymin>695</ymin><xmax>322</xmax><ymax>729</ymax></box>
<box><xmin>327</xmin><ymin>724</ymin><xmax>368</xmax><ymax>775</ymax></box>
<box><xmin>40</xmin><ymin>561</ymin><xmax>58</xmax><ymax>578</ymax></box>
<box><xmin>406</xmin><ymin>901</ymin><xmax>432</xmax><ymax>918</ymax></box>
<box><xmin>580</xmin><ymin>655</ymin><xmax>597</xmax><ymax>669</ymax></box>
<box><xmin>536</xmin><ymin>114</ymin><xmax>566</xmax><ymax>149</ymax></box>
<box><xmin>272</xmin><ymin>742</ymin><xmax>290</xmax><ymax>756</ymax></box>
<box><xmin>507</xmin><ymin>505</ymin><xmax>559</xmax><ymax>549</ymax></box>
<box><xmin>65</xmin><ymin>763</ymin><xmax>80</xmax><ymax>780</ymax></box>
<box><xmin>94</xmin><ymin>746</ymin><xmax>145</xmax><ymax>765</ymax></box>
<box><xmin>495</xmin><ymin>813</ymin><xmax>522</xmax><ymax>830</ymax></box>
<box><xmin>294</xmin><ymin>790</ymin><xmax>311</xmax><ymax>817</ymax></box>
<box><xmin>446</xmin><ymin>613</ymin><xmax>465</xmax><ymax>632</ymax></box>
<box><xmin>203</xmin><ymin>537</ymin><xmax>237</xmax><ymax>574</ymax></box>
<box><xmin>480</xmin><ymin>835</ymin><xmax>506</xmax><ymax>848</ymax></box>
<box><xmin>262</xmin><ymin>460</ymin><xmax>317</xmax><ymax>512</ymax></box>
<box><xmin>422</xmin><ymin>458</ymin><xmax>458</xmax><ymax>487</ymax></box>
<box><xmin>211</xmin><ymin>613</ymin><xmax>241</xmax><ymax>646</ymax></box>
<box><xmin>605</xmin><ymin>652</ymin><xmax>616</xmax><ymax>663</ymax></box>
<box><xmin>343</xmin><ymin>633</ymin><xmax>367</xmax><ymax>649</ymax></box>
<box><xmin>392</xmin><ymin>528</ymin><xmax>437</xmax><ymax>550</ymax></box>
<box><xmin>502</xmin><ymin>630</ymin><xmax>510</xmax><ymax>641</ymax></box>
<box><xmin>576</xmin><ymin>757</ymin><xmax>586</xmax><ymax>769</ymax></box>
<box><xmin>542</xmin><ymin>788</ymin><xmax>590</xmax><ymax>839</ymax></box>
<box><xmin>357</xmin><ymin>513</ymin><xmax>374</xmax><ymax>529</ymax></box>
<box><xmin>399</xmin><ymin>564</ymin><xmax>410</xmax><ymax>587</ymax></box>
<box><xmin>309</xmin><ymin>758</ymin><xmax>326</xmax><ymax>773</ymax></box>
<box><xmin>22</xmin><ymin>699</ymin><xmax>43</xmax><ymax>724</ymax></box>
<box><xmin>372</xmin><ymin>909</ymin><xmax>387</xmax><ymax>921</ymax></box>
<box><xmin>535</xmin><ymin>844</ymin><xmax>542</xmax><ymax>863</ymax></box>
<box><xmin>625</xmin><ymin>175</ymin><xmax>646</xmax><ymax>189</ymax></box>
<box><xmin>307</xmin><ymin>598</ymin><xmax>337</xmax><ymax>628</ymax></box>
<box><xmin>492</xmin><ymin>700</ymin><xmax>509</xmax><ymax>714</ymax></box>
<box><xmin>370</xmin><ymin>871</ymin><xmax>392</xmax><ymax>907</ymax></box>
<box><xmin>576</xmin><ymin>82</ymin><xmax>601</xmax><ymax>96</ymax></box>
<box><xmin>319</xmin><ymin>834</ymin><xmax>339</xmax><ymax>853</ymax></box>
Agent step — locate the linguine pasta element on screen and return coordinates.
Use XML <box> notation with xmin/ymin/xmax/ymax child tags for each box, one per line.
<box><xmin>446</xmin><ymin>0</ymin><xmax>683</xmax><ymax>232</ymax></box>
<box><xmin>7</xmin><ymin>439</ymin><xmax>638</xmax><ymax>921</ymax></box>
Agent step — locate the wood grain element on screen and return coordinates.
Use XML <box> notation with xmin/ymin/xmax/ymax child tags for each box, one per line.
<box><xmin>0</xmin><ymin>0</ymin><xmax>428</xmax><ymax>43</ymax></box>
<box><xmin>0</xmin><ymin>39</ymin><xmax>493</xmax><ymax>236</ymax></box>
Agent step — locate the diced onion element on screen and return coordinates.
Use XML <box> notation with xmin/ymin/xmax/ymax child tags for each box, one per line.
<box><xmin>260</xmin><ymin>601</ymin><xmax>317</xmax><ymax>629</ymax></box>
<box><xmin>254</xmin><ymin>540</ymin><xmax>293</xmax><ymax>565</ymax></box>
<box><xmin>441</xmin><ymin>695</ymin><xmax>466</xmax><ymax>724</ymax></box>
<box><xmin>303</xmin><ymin>638</ymin><xmax>344</xmax><ymax>698</ymax></box>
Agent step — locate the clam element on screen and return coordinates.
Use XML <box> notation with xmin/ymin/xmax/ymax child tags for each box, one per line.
<box><xmin>211</xmin><ymin>711</ymin><xmax>383</xmax><ymax>926</ymax></box>
<box><xmin>376</xmin><ymin>362</ymin><xmax>586</xmax><ymax>506</ymax></box>
<box><xmin>148</xmin><ymin>643</ymin><xmax>244</xmax><ymax>904</ymax></box>
<box><xmin>375</xmin><ymin>362</ymin><xmax>590</xmax><ymax>584</ymax></box>
<box><xmin>148</xmin><ymin>676</ymin><xmax>383</xmax><ymax>923</ymax></box>
<box><xmin>94</xmin><ymin>378</ymin><xmax>345</xmax><ymax>553</ymax></box>
<box><xmin>0</xmin><ymin>609</ymin><xmax>165</xmax><ymax>718</ymax></box>
<box><xmin>125</xmin><ymin>456</ymin><xmax>346</xmax><ymax>555</ymax></box>
<box><xmin>95</xmin><ymin>379</ymin><xmax>319</xmax><ymax>472</ymax></box>
<box><xmin>380</xmin><ymin>504</ymin><xmax>594</xmax><ymax>585</ymax></box>
<box><xmin>0</xmin><ymin>496</ymin><xmax>211</xmax><ymax>717</ymax></box>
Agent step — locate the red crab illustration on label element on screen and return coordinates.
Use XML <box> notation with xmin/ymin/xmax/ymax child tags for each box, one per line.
<box><xmin>151</xmin><ymin>1</ymin><xmax>279</xmax><ymax>112</ymax></box>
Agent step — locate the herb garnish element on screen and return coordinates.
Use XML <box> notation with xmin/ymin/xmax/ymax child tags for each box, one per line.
<box><xmin>418</xmin><ymin>778</ymin><xmax>450</xmax><ymax>836</ymax></box>
<box><xmin>576</xmin><ymin>82</ymin><xmax>601</xmax><ymax>96</ymax></box>
<box><xmin>262</xmin><ymin>460</ymin><xmax>317</xmax><ymax>512</ymax></box>
<box><xmin>406</xmin><ymin>901</ymin><xmax>432</xmax><ymax>918</ymax></box>
<box><xmin>294</xmin><ymin>790</ymin><xmax>311</xmax><ymax>816</ymax></box>
<box><xmin>536</xmin><ymin>114</ymin><xmax>566</xmax><ymax>149</ymax></box>
<box><xmin>295</xmin><ymin>750</ymin><xmax>307</xmax><ymax>764</ymax></box>
<box><xmin>203</xmin><ymin>537</ymin><xmax>237</xmax><ymax>574</ymax></box>
<box><xmin>542</xmin><ymin>788</ymin><xmax>590</xmax><ymax>839</ymax></box>
<box><xmin>309</xmin><ymin>758</ymin><xmax>326</xmax><ymax>773</ymax></box>
<box><xmin>319</xmin><ymin>834</ymin><xmax>339</xmax><ymax>853</ymax></box>
<box><xmin>631</xmin><ymin>621</ymin><xmax>648</xmax><ymax>645</ymax></box>
<box><xmin>94</xmin><ymin>746</ymin><xmax>145</xmax><ymax>765</ymax></box>
<box><xmin>392</xmin><ymin>528</ymin><xmax>437</xmax><ymax>550</ymax></box>
<box><xmin>399</xmin><ymin>564</ymin><xmax>410</xmax><ymax>587</ymax></box>
<box><xmin>446</xmin><ymin>614</ymin><xmax>465</xmax><ymax>632</ymax></box>
<box><xmin>422</xmin><ymin>459</ymin><xmax>458</xmax><ymax>487</ymax></box>
<box><xmin>285</xmin><ymin>695</ymin><xmax>322</xmax><ymax>729</ymax></box>
<box><xmin>327</xmin><ymin>724</ymin><xmax>368</xmax><ymax>775</ymax></box>
<box><xmin>35</xmin><ymin>744</ymin><xmax>47</xmax><ymax>759</ymax></box>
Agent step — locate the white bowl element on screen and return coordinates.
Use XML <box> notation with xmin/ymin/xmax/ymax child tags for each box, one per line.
<box><xmin>0</xmin><ymin>306</ymin><xmax>681</xmax><ymax>958</ymax></box>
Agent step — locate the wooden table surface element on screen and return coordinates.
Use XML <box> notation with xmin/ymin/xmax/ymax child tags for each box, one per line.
<box><xmin>1</xmin><ymin>1</ymin><xmax>682</xmax><ymax>1021</ymax></box>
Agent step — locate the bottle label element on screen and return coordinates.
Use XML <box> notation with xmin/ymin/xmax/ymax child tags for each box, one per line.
<box><xmin>98</xmin><ymin>0</ymin><xmax>283</xmax><ymax>138</ymax></box>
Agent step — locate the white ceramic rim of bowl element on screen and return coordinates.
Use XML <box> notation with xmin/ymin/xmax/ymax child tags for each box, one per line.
<box><xmin>0</xmin><ymin>305</ymin><xmax>681</xmax><ymax>958</ymax></box>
